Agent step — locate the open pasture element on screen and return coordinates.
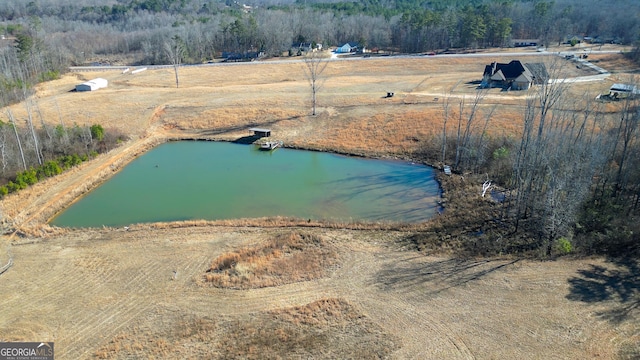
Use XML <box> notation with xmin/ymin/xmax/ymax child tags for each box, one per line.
<box><xmin>0</xmin><ymin>51</ymin><xmax>637</xmax><ymax>359</ymax></box>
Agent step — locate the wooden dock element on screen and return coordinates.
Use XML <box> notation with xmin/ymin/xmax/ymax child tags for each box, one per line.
<box><xmin>259</xmin><ymin>140</ymin><xmax>283</xmax><ymax>150</ymax></box>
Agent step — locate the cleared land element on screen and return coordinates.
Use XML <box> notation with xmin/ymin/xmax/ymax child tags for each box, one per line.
<box><xmin>0</xmin><ymin>49</ymin><xmax>638</xmax><ymax>359</ymax></box>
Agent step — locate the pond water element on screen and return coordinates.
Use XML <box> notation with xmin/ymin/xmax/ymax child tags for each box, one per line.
<box><xmin>50</xmin><ymin>141</ymin><xmax>441</xmax><ymax>227</ymax></box>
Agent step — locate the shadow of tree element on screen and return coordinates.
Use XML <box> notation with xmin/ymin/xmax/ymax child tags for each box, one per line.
<box><xmin>375</xmin><ymin>256</ymin><xmax>519</xmax><ymax>294</ymax></box>
<box><xmin>566</xmin><ymin>258</ymin><xmax>640</xmax><ymax>323</ymax></box>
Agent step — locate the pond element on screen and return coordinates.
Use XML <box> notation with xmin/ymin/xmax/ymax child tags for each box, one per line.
<box><xmin>50</xmin><ymin>141</ymin><xmax>441</xmax><ymax>227</ymax></box>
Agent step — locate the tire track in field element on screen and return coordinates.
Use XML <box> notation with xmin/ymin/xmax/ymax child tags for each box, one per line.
<box><xmin>169</xmin><ymin>251</ymin><xmax>211</xmax><ymax>285</ymax></box>
<box><xmin>353</xmin><ymin>290</ymin><xmax>475</xmax><ymax>359</ymax></box>
<box><xmin>0</xmin><ymin>251</ymin><xmax>119</xmax><ymax>315</ymax></box>
<box><xmin>57</xmin><ymin>256</ymin><xmax>165</xmax><ymax>359</ymax></box>
<box><xmin>59</xmin><ymin>255</ymin><xmax>156</xmax><ymax>329</ymax></box>
<box><xmin>0</xmin><ymin>242</ymin><xmax>163</xmax><ymax>359</ymax></box>
<box><xmin>172</xmin><ymin>276</ymin><xmax>340</xmax><ymax>318</ymax></box>
<box><xmin>16</xmin><ymin>240</ymin><xmax>201</xmax><ymax>358</ymax></box>
<box><xmin>177</xmin><ymin>239</ymin><xmax>476</xmax><ymax>359</ymax></box>
<box><xmin>63</xmin><ymin>250</ymin><xmax>212</xmax><ymax>358</ymax></box>
<box><xmin>58</xmin><ymin>299</ymin><xmax>154</xmax><ymax>359</ymax></box>
<box><xmin>65</xmin><ymin>250</ymin><xmax>214</xmax><ymax>359</ymax></box>
<box><xmin>64</xmin><ymin>254</ymin><xmax>158</xmax><ymax>316</ymax></box>
<box><xmin>0</xmin><ymin>251</ymin><xmax>122</xmax><ymax>351</ymax></box>
<box><xmin>120</xmin><ymin>256</ymin><xmax>160</xmax><ymax>291</ymax></box>
<box><xmin>328</xmin><ymin>245</ymin><xmax>476</xmax><ymax>359</ymax></box>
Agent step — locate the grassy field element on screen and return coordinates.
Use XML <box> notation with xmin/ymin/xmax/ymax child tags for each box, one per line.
<box><xmin>0</xmin><ymin>48</ymin><xmax>638</xmax><ymax>359</ymax></box>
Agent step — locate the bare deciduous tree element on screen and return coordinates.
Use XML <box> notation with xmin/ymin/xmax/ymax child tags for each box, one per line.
<box><xmin>454</xmin><ymin>88</ymin><xmax>487</xmax><ymax>170</ymax></box>
<box><xmin>5</xmin><ymin>109</ymin><xmax>26</xmax><ymax>171</ymax></box>
<box><xmin>507</xmin><ymin>58</ymin><xmax>609</xmax><ymax>254</ymax></box>
<box><xmin>301</xmin><ymin>51</ymin><xmax>330</xmax><ymax>116</ymax></box>
<box><xmin>441</xmin><ymin>89</ymin><xmax>452</xmax><ymax>164</ymax></box>
<box><xmin>165</xmin><ymin>35</ymin><xmax>186</xmax><ymax>89</ymax></box>
<box><xmin>24</xmin><ymin>99</ymin><xmax>42</xmax><ymax>165</ymax></box>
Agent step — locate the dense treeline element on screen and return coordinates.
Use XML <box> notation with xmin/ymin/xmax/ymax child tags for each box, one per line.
<box><xmin>0</xmin><ymin>119</ymin><xmax>127</xmax><ymax>196</ymax></box>
<box><xmin>418</xmin><ymin>59</ymin><xmax>640</xmax><ymax>256</ymax></box>
<box><xmin>0</xmin><ymin>0</ymin><xmax>638</xmax><ymax>65</ymax></box>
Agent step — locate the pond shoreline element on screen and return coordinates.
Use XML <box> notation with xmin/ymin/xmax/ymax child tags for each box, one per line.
<box><xmin>50</xmin><ymin>140</ymin><xmax>441</xmax><ymax>227</ymax></box>
<box><xmin>2</xmin><ymin>130</ymin><xmax>445</xmax><ymax>238</ymax></box>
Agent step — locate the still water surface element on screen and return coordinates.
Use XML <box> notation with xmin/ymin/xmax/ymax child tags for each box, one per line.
<box><xmin>50</xmin><ymin>141</ymin><xmax>440</xmax><ymax>227</ymax></box>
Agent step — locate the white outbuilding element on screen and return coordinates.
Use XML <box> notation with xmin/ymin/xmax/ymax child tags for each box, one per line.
<box><xmin>75</xmin><ymin>78</ymin><xmax>108</xmax><ymax>92</ymax></box>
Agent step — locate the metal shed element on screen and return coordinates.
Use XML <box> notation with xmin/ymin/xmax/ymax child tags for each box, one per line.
<box><xmin>610</xmin><ymin>83</ymin><xmax>639</xmax><ymax>98</ymax></box>
<box><xmin>76</xmin><ymin>78</ymin><xmax>108</xmax><ymax>92</ymax></box>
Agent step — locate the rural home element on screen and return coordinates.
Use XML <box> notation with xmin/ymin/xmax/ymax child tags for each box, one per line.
<box><xmin>75</xmin><ymin>78</ymin><xmax>108</xmax><ymax>92</ymax></box>
<box><xmin>564</xmin><ymin>35</ymin><xmax>582</xmax><ymax>45</ymax></box>
<box><xmin>511</xmin><ymin>39</ymin><xmax>539</xmax><ymax>47</ymax></box>
<box><xmin>481</xmin><ymin>60</ymin><xmax>548</xmax><ymax>90</ymax></box>
<box><xmin>335</xmin><ymin>42</ymin><xmax>362</xmax><ymax>54</ymax></box>
<box><xmin>222</xmin><ymin>51</ymin><xmax>264</xmax><ymax>62</ymax></box>
<box><xmin>291</xmin><ymin>42</ymin><xmax>313</xmax><ymax>55</ymax></box>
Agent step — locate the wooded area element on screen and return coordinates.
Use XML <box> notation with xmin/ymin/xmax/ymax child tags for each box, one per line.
<box><xmin>0</xmin><ymin>0</ymin><xmax>639</xmax><ymax>66</ymax></box>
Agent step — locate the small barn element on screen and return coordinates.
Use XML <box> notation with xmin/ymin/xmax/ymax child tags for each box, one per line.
<box><xmin>76</xmin><ymin>78</ymin><xmax>108</xmax><ymax>92</ymax></box>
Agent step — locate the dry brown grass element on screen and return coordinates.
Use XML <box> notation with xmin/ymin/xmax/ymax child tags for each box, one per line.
<box><xmin>216</xmin><ymin>298</ymin><xmax>397</xmax><ymax>359</ymax></box>
<box><xmin>94</xmin><ymin>316</ymin><xmax>218</xmax><ymax>359</ymax></box>
<box><xmin>1</xmin><ymin>52</ymin><xmax>638</xmax><ymax>359</ymax></box>
<box><xmin>94</xmin><ymin>298</ymin><xmax>396</xmax><ymax>360</ymax></box>
<box><xmin>0</xmin><ymin>225</ymin><xmax>636</xmax><ymax>359</ymax></box>
<box><xmin>204</xmin><ymin>231</ymin><xmax>337</xmax><ymax>289</ymax></box>
<box><xmin>588</xmin><ymin>53</ymin><xmax>640</xmax><ymax>74</ymax></box>
<box><xmin>138</xmin><ymin>216</ymin><xmax>425</xmax><ymax>233</ymax></box>
<box><xmin>406</xmin><ymin>173</ymin><xmax>510</xmax><ymax>256</ymax></box>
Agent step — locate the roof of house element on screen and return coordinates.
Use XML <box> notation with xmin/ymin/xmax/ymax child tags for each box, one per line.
<box><xmin>484</xmin><ymin>60</ymin><xmax>548</xmax><ymax>84</ymax></box>
<box><xmin>512</xmin><ymin>39</ymin><xmax>540</xmax><ymax>43</ymax></box>
<box><xmin>514</xmin><ymin>72</ymin><xmax>533</xmax><ymax>83</ymax></box>
<box><xmin>490</xmin><ymin>69</ymin><xmax>506</xmax><ymax>81</ymax></box>
<box><xmin>484</xmin><ymin>60</ymin><xmax>528</xmax><ymax>79</ymax></box>
<box><xmin>292</xmin><ymin>42</ymin><xmax>312</xmax><ymax>48</ymax></box>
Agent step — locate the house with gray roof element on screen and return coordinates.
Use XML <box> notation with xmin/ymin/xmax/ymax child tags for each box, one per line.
<box><xmin>481</xmin><ymin>60</ymin><xmax>548</xmax><ymax>90</ymax></box>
